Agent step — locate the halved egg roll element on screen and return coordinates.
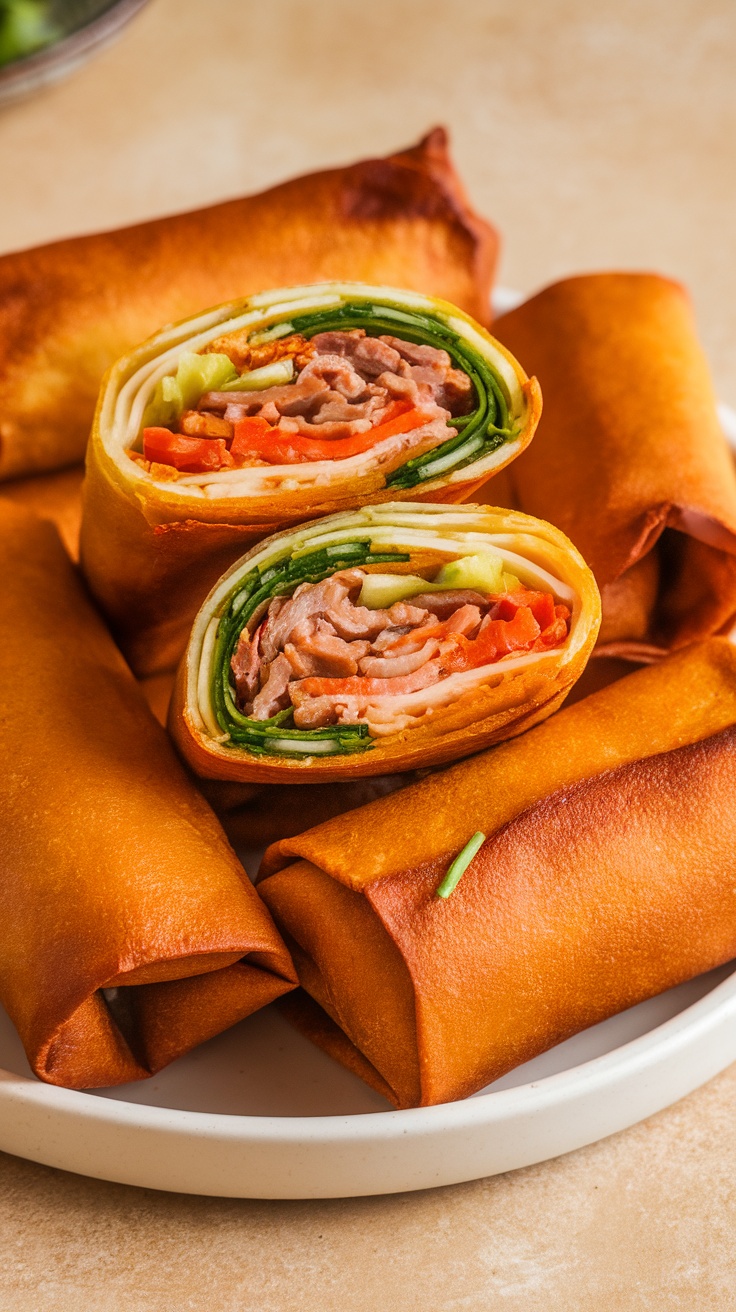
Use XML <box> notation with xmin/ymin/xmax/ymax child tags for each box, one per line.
<box><xmin>258</xmin><ymin>639</ymin><xmax>736</xmax><ymax>1108</ymax></box>
<box><xmin>169</xmin><ymin>502</ymin><xmax>600</xmax><ymax>783</ymax></box>
<box><xmin>487</xmin><ymin>273</ymin><xmax>736</xmax><ymax>658</ymax></box>
<box><xmin>0</xmin><ymin>502</ymin><xmax>295</xmax><ymax>1089</ymax></box>
<box><xmin>0</xmin><ymin>128</ymin><xmax>497</xmax><ymax>482</ymax></box>
<box><xmin>80</xmin><ymin>283</ymin><xmax>542</xmax><ymax>674</ymax></box>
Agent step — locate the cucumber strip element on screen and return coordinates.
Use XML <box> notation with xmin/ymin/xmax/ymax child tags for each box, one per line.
<box><xmin>227</xmin><ymin>735</ymin><xmax>372</xmax><ymax>757</ymax></box>
<box><xmin>407</xmin><ymin>433</ymin><xmax>486</xmax><ymax>480</ymax></box>
<box><xmin>388</xmin><ymin>428</ymin><xmax>512</xmax><ymax>490</ymax></box>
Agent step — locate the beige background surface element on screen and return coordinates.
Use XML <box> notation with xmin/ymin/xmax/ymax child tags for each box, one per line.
<box><xmin>1</xmin><ymin>0</ymin><xmax>736</xmax><ymax>1306</ymax></box>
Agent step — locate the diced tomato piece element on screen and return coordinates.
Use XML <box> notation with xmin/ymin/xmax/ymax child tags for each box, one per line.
<box><xmin>229</xmin><ymin>416</ymin><xmax>274</xmax><ymax>462</ymax></box>
<box><xmin>294</xmin><ymin>660</ymin><xmax>442</xmax><ymax>699</ymax></box>
<box><xmin>441</xmin><ymin>605</ymin><xmax>543</xmax><ymax>674</ymax></box>
<box><xmin>229</xmin><ymin>402</ymin><xmax>433</xmax><ymax>466</ymax></box>
<box><xmin>490</xmin><ymin>589</ymin><xmax>556</xmax><ymax>628</ymax></box>
<box><xmin>484</xmin><ymin>605</ymin><xmax>542</xmax><ymax>655</ymax></box>
<box><xmin>142</xmin><ymin>427</ymin><xmax>234</xmax><ymax>473</ymax></box>
<box><xmin>527</xmin><ymin>592</ymin><xmax>556</xmax><ymax>630</ymax></box>
<box><xmin>535</xmin><ymin>604</ymin><xmax>572</xmax><ymax>650</ymax></box>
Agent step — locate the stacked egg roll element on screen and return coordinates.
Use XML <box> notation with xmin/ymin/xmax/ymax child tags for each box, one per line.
<box><xmin>170</xmin><ymin>502</ymin><xmax>599</xmax><ymax>783</ymax></box>
<box><xmin>0</xmin><ymin>127</ymin><xmax>496</xmax><ymax>482</ymax></box>
<box><xmin>258</xmin><ymin>639</ymin><xmax>736</xmax><ymax>1108</ymax></box>
<box><xmin>0</xmin><ymin>502</ymin><xmax>295</xmax><ymax>1089</ymax></box>
<box><xmin>80</xmin><ymin>284</ymin><xmax>542</xmax><ymax>674</ymax></box>
<box><xmin>488</xmin><ymin>273</ymin><xmax>736</xmax><ymax>658</ymax></box>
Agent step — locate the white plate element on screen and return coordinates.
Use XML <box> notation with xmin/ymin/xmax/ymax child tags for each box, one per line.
<box><xmin>1</xmin><ymin>926</ymin><xmax>735</xmax><ymax>1199</ymax></box>
<box><xmin>1</xmin><ymin>311</ymin><xmax>735</xmax><ymax>1200</ymax></box>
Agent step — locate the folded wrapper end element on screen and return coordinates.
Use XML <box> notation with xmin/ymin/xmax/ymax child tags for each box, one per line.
<box><xmin>262</xmin><ymin>860</ymin><xmax>422</xmax><ymax>1109</ymax></box>
<box><xmin>128</xmin><ymin>957</ymin><xmax>296</xmax><ymax>1076</ymax></box>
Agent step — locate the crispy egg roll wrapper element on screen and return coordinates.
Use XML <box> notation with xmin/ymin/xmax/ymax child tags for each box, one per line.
<box><xmin>81</xmin><ymin>284</ymin><xmax>540</xmax><ymax>675</ymax></box>
<box><xmin>258</xmin><ymin>639</ymin><xmax>736</xmax><ymax>1108</ymax></box>
<box><xmin>0</xmin><ymin>503</ymin><xmax>295</xmax><ymax>1089</ymax></box>
<box><xmin>171</xmin><ymin>502</ymin><xmax>599</xmax><ymax>784</ymax></box>
<box><xmin>0</xmin><ymin>128</ymin><xmax>497</xmax><ymax>482</ymax></box>
<box><xmin>205</xmin><ymin>775</ymin><xmax>416</xmax><ymax>849</ymax></box>
<box><xmin>0</xmin><ymin>464</ymin><xmax>84</xmax><ymax>560</ymax></box>
<box><xmin>486</xmin><ymin>273</ymin><xmax>736</xmax><ymax>658</ymax></box>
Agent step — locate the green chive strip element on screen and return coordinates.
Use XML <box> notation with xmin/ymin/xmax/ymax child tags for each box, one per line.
<box><xmin>435</xmin><ymin>831</ymin><xmax>486</xmax><ymax>899</ymax></box>
<box><xmin>210</xmin><ymin>538</ymin><xmax>410</xmax><ymax>756</ymax></box>
<box><xmin>286</xmin><ymin>301</ymin><xmax>513</xmax><ymax>486</ymax></box>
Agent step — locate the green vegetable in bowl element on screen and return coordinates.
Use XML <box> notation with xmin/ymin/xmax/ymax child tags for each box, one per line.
<box><xmin>0</xmin><ymin>0</ymin><xmax>58</xmax><ymax>66</ymax></box>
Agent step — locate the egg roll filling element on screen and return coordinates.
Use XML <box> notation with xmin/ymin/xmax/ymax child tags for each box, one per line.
<box><xmin>192</xmin><ymin>508</ymin><xmax>578</xmax><ymax>760</ymax></box>
<box><xmin>121</xmin><ymin>290</ymin><xmax>520</xmax><ymax>494</ymax></box>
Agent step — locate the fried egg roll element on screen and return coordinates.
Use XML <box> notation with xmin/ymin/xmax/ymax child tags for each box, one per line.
<box><xmin>0</xmin><ymin>128</ymin><xmax>496</xmax><ymax>482</ymax></box>
<box><xmin>170</xmin><ymin>502</ymin><xmax>599</xmax><ymax>783</ymax></box>
<box><xmin>258</xmin><ymin>639</ymin><xmax>736</xmax><ymax>1108</ymax></box>
<box><xmin>80</xmin><ymin>284</ymin><xmax>541</xmax><ymax>674</ymax></box>
<box><xmin>487</xmin><ymin>273</ymin><xmax>736</xmax><ymax>658</ymax></box>
<box><xmin>0</xmin><ymin>503</ymin><xmax>295</xmax><ymax>1089</ymax></box>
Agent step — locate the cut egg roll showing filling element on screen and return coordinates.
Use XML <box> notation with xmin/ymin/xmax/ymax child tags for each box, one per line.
<box><xmin>170</xmin><ymin>503</ymin><xmax>601</xmax><ymax>782</ymax></box>
<box><xmin>81</xmin><ymin>282</ymin><xmax>541</xmax><ymax>676</ymax></box>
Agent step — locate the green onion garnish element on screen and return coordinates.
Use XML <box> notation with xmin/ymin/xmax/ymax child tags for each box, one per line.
<box><xmin>435</xmin><ymin>831</ymin><xmax>486</xmax><ymax>899</ymax></box>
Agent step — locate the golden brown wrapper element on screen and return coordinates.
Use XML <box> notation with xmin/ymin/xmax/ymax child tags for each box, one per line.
<box><xmin>0</xmin><ymin>128</ymin><xmax>496</xmax><ymax>483</ymax></box>
<box><xmin>258</xmin><ymin>639</ymin><xmax>736</xmax><ymax>1108</ymax></box>
<box><xmin>0</xmin><ymin>503</ymin><xmax>295</xmax><ymax>1089</ymax></box>
<box><xmin>486</xmin><ymin>273</ymin><xmax>736</xmax><ymax>659</ymax></box>
<box><xmin>0</xmin><ymin>464</ymin><xmax>84</xmax><ymax>560</ymax></box>
<box><xmin>205</xmin><ymin>775</ymin><xmax>416</xmax><ymax>849</ymax></box>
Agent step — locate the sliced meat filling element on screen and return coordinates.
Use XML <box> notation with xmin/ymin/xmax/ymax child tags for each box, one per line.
<box><xmin>310</xmin><ymin>331</ymin><xmax>474</xmax><ymax>416</ymax></box>
<box><xmin>229</xmin><ymin>569</ymin><xmax>572</xmax><ymax>731</ymax></box>
<box><xmin>139</xmin><ymin>330</ymin><xmax>472</xmax><ymax>476</ymax></box>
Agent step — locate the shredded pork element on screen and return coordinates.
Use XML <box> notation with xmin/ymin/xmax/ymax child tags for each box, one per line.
<box><xmin>197</xmin><ymin>330</ymin><xmax>472</xmax><ymax>444</ymax></box>
<box><xmin>136</xmin><ymin>329</ymin><xmax>476</xmax><ymax>480</ymax></box>
<box><xmin>228</xmin><ymin>570</ymin><xmax>571</xmax><ymax>736</ymax></box>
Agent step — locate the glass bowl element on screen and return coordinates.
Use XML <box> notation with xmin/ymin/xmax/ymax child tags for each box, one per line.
<box><xmin>0</xmin><ymin>0</ymin><xmax>151</xmax><ymax>105</ymax></box>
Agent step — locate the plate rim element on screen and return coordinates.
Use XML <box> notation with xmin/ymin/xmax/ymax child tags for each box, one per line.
<box><xmin>1</xmin><ymin>960</ymin><xmax>736</xmax><ymax>1145</ymax></box>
